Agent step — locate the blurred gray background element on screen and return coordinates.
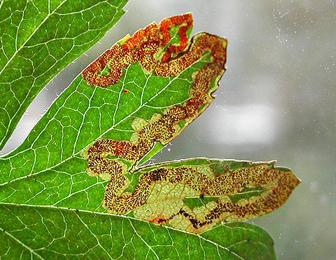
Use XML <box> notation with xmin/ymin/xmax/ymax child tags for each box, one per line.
<box><xmin>1</xmin><ymin>0</ymin><xmax>335</xmax><ymax>259</ymax></box>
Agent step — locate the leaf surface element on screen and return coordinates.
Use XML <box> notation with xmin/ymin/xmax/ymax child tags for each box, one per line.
<box><xmin>0</xmin><ymin>157</ymin><xmax>299</xmax><ymax>235</ymax></box>
<box><xmin>0</xmin><ymin>13</ymin><xmax>299</xmax><ymax>259</ymax></box>
<box><xmin>0</xmin><ymin>204</ymin><xmax>276</xmax><ymax>260</ymax></box>
<box><xmin>0</xmin><ymin>13</ymin><xmax>226</xmax><ymax>186</ymax></box>
<box><xmin>0</xmin><ymin>0</ymin><xmax>128</xmax><ymax>150</ymax></box>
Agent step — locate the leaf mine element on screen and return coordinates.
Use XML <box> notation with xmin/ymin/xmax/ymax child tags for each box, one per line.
<box><xmin>124</xmin><ymin>160</ymin><xmax>299</xmax><ymax>234</ymax></box>
<box><xmin>90</xmin><ymin>157</ymin><xmax>300</xmax><ymax>233</ymax></box>
<box><xmin>81</xmin><ymin>14</ymin><xmax>299</xmax><ymax>234</ymax></box>
<box><xmin>84</xmin><ymin>13</ymin><xmax>226</xmax><ymax>172</ymax></box>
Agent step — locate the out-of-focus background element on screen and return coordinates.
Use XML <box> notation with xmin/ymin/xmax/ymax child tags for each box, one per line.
<box><xmin>1</xmin><ymin>1</ymin><xmax>335</xmax><ymax>259</ymax></box>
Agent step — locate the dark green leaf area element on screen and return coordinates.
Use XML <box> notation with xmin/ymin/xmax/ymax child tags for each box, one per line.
<box><xmin>202</xmin><ymin>222</ymin><xmax>276</xmax><ymax>260</ymax></box>
<box><xmin>0</xmin><ymin>0</ymin><xmax>128</xmax><ymax>150</ymax></box>
<box><xmin>183</xmin><ymin>196</ymin><xmax>219</xmax><ymax>209</ymax></box>
<box><xmin>0</xmin><ymin>157</ymin><xmax>106</xmax><ymax>211</ymax></box>
<box><xmin>0</xmin><ymin>204</ymin><xmax>276</xmax><ymax>260</ymax></box>
<box><xmin>229</xmin><ymin>186</ymin><xmax>267</xmax><ymax>203</ymax></box>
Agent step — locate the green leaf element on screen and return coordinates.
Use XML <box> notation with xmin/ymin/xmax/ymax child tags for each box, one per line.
<box><xmin>0</xmin><ymin>0</ymin><xmax>128</xmax><ymax>150</ymax></box>
<box><xmin>0</xmin><ymin>13</ymin><xmax>298</xmax><ymax>259</ymax></box>
<box><xmin>0</xmin><ymin>204</ymin><xmax>276</xmax><ymax>260</ymax></box>
<box><xmin>0</xmin><ymin>13</ymin><xmax>225</xmax><ymax>187</ymax></box>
